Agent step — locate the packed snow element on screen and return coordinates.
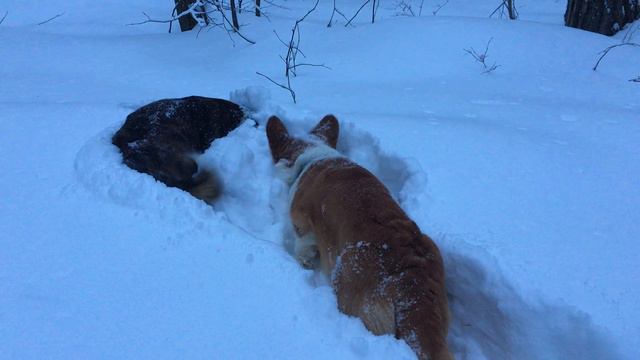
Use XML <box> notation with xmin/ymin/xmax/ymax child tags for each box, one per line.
<box><xmin>1</xmin><ymin>1</ymin><xmax>638</xmax><ymax>359</ymax></box>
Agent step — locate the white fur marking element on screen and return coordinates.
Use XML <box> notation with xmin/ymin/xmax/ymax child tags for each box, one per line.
<box><xmin>295</xmin><ymin>232</ymin><xmax>318</xmax><ymax>268</ymax></box>
<box><xmin>274</xmin><ymin>144</ymin><xmax>343</xmax><ymax>202</ymax></box>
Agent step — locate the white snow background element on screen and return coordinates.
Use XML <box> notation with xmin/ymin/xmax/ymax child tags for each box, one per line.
<box><xmin>1</xmin><ymin>0</ymin><xmax>638</xmax><ymax>359</ymax></box>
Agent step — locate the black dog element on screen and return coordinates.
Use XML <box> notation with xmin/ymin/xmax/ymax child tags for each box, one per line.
<box><xmin>112</xmin><ymin>96</ymin><xmax>245</xmax><ymax>203</ymax></box>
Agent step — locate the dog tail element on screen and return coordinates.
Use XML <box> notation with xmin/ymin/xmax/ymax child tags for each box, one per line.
<box><xmin>187</xmin><ymin>169</ymin><xmax>221</xmax><ymax>204</ymax></box>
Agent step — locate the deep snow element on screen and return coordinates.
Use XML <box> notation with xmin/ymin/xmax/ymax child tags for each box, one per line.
<box><xmin>1</xmin><ymin>1</ymin><xmax>638</xmax><ymax>359</ymax></box>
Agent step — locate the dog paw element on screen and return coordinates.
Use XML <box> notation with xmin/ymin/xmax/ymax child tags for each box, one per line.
<box><xmin>296</xmin><ymin>246</ymin><xmax>318</xmax><ymax>269</ymax></box>
<box><xmin>298</xmin><ymin>256</ymin><xmax>315</xmax><ymax>269</ymax></box>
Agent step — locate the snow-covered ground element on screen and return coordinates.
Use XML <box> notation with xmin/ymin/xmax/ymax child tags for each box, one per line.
<box><xmin>1</xmin><ymin>1</ymin><xmax>638</xmax><ymax>359</ymax></box>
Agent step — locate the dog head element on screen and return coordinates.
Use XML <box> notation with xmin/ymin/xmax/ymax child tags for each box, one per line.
<box><xmin>266</xmin><ymin>114</ymin><xmax>339</xmax><ymax>166</ymax></box>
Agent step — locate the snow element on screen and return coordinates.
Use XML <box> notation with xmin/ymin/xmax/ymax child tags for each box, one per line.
<box><xmin>1</xmin><ymin>1</ymin><xmax>639</xmax><ymax>359</ymax></box>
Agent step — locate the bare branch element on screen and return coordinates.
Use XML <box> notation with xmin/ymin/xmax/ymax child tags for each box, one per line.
<box><xmin>130</xmin><ymin>1</ymin><xmax>255</xmax><ymax>44</ymax></box>
<box><xmin>464</xmin><ymin>38</ymin><xmax>500</xmax><ymax>74</ymax></box>
<box><xmin>394</xmin><ymin>1</ymin><xmax>416</xmax><ymax>17</ymax></box>
<box><xmin>256</xmin><ymin>71</ymin><xmax>297</xmax><ymax>103</ymax></box>
<box><xmin>128</xmin><ymin>12</ymin><xmax>176</xmax><ymax>26</ymax></box>
<box><xmin>345</xmin><ymin>0</ymin><xmax>371</xmax><ymax>27</ymax></box>
<box><xmin>296</xmin><ymin>0</ymin><xmax>320</xmax><ymax>24</ymax></box>
<box><xmin>432</xmin><ymin>0</ymin><xmax>449</xmax><ymax>16</ymax></box>
<box><xmin>290</xmin><ymin>63</ymin><xmax>331</xmax><ymax>71</ymax></box>
<box><xmin>258</xmin><ymin>0</ymin><xmax>326</xmax><ymax>104</ymax></box>
<box><xmin>273</xmin><ymin>30</ymin><xmax>289</xmax><ymax>47</ymax></box>
<box><xmin>490</xmin><ymin>0</ymin><xmax>518</xmax><ymax>20</ymax></box>
<box><xmin>328</xmin><ymin>0</ymin><xmax>350</xmax><ymax>27</ymax></box>
<box><xmin>37</xmin><ymin>13</ymin><xmax>65</xmax><ymax>26</ymax></box>
<box><xmin>130</xmin><ymin>2</ymin><xmax>211</xmax><ymax>28</ymax></box>
<box><xmin>285</xmin><ymin>0</ymin><xmax>319</xmax><ymax>77</ymax></box>
<box><xmin>0</xmin><ymin>11</ymin><xmax>7</xmax><ymax>25</ymax></box>
<box><xmin>593</xmin><ymin>42</ymin><xmax>640</xmax><ymax>71</ymax></box>
<box><xmin>207</xmin><ymin>0</ymin><xmax>256</xmax><ymax>44</ymax></box>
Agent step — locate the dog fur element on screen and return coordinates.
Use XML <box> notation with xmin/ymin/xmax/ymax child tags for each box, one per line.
<box><xmin>266</xmin><ymin>115</ymin><xmax>453</xmax><ymax>360</ymax></box>
<box><xmin>112</xmin><ymin>96</ymin><xmax>245</xmax><ymax>203</ymax></box>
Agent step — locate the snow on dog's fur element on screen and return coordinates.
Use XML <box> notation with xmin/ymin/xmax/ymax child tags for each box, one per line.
<box><xmin>266</xmin><ymin>115</ymin><xmax>453</xmax><ymax>360</ymax></box>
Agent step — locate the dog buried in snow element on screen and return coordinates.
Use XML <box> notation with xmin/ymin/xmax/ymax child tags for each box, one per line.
<box><xmin>266</xmin><ymin>115</ymin><xmax>453</xmax><ymax>360</ymax></box>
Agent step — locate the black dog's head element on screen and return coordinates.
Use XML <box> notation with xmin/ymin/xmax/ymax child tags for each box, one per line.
<box><xmin>123</xmin><ymin>146</ymin><xmax>197</xmax><ymax>189</ymax></box>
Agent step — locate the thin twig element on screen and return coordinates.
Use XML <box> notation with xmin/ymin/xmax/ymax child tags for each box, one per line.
<box><xmin>37</xmin><ymin>13</ymin><xmax>65</xmax><ymax>26</ymax></box>
<box><xmin>593</xmin><ymin>43</ymin><xmax>640</xmax><ymax>71</ymax></box>
<box><xmin>345</xmin><ymin>0</ymin><xmax>371</xmax><ymax>27</ymax></box>
<box><xmin>490</xmin><ymin>2</ymin><xmax>504</xmax><ymax>18</ymax></box>
<box><xmin>464</xmin><ymin>38</ymin><xmax>500</xmax><ymax>73</ymax></box>
<box><xmin>394</xmin><ymin>1</ymin><xmax>415</xmax><ymax>17</ymax></box>
<box><xmin>0</xmin><ymin>11</ymin><xmax>7</xmax><ymax>25</ymax></box>
<box><xmin>328</xmin><ymin>0</ymin><xmax>351</xmax><ymax>27</ymax></box>
<box><xmin>490</xmin><ymin>0</ymin><xmax>518</xmax><ymax>19</ymax></box>
<box><xmin>290</xmin><ymin>63</ymin><xmax>331</xmax><ymax>70</ymax></box>
<box><xmin>130</xmin><ymin>1</ymin><xmax>255</xmax><ymax>45</ymax></box>
<box><xmin>128</xmin><ymin>12</ymin><xmax>176</xmax><ymax>26</ymax></box>
<box><xmin>286</xmin><ymin>0</ymin><xmax>319</xmax><ymax>77</ymax></box>
<box><xmin>129</xmin><ymin>3</ymin><xmax>213</xmax><ymax>27</ymax></box>
<box><xmin>256</xmin><ymin>71</ymin><xmax>297</xmax><ymax>103</ymax></box>
<box><xmin>209</xmin><ymin>0</ymin><xmax>256</xmax><ymax>44</ymax></box>
<box><xmin>432</xmin><ymin>0</ymin><xmax>449</xmax><ymax>16</ymax></box>
<box><xmin>258</xmin><ymin>0</ymin><xmax>325</xmax><ymax>104</ymax></box>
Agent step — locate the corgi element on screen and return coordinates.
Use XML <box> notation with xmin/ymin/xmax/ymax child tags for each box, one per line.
<box><xmin>266</xmin><ymin>115</ymin><xmax>453</xmax><ymax>360</ymax></box>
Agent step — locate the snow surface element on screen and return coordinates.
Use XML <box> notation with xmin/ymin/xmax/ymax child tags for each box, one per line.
<box><xmin>1</xmin><ymin>1</ymin><xmax>639</xmax><ymax>359</ymax></box>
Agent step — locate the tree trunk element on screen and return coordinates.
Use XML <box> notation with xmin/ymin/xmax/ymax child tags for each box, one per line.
<box><xmin>256</xmin><ymin>0</ymin><xmax>261</xmax><ymax>17</ymax></box>
<box><xmin>372</xmin><ymin>0</ymin><xmax>377</xmax><ymax>24</ymax></box>
<box><xmin>230</xmin><ymin>0</ymin><xmax>240</xmax><ymax>30</ymax></box>
<box><xmin>506</xmin><ymin>0</ymin><xmax>517</xmax><ymax>20</ymax></box>
<box><xmin>565</xmin><ymin>0</ymin><xmax>640</xmax><ymax>36</ymax></box>
<box><xmin>174</xmin><ymin>0</ymin><xmax>198</xmax><ymax>32</ymax></box>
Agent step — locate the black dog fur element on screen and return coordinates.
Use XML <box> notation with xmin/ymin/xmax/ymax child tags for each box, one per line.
<box><xmin>112</xmin><ymin>96</ymin><xmax>245</xmax><ymax>203</ymax></box>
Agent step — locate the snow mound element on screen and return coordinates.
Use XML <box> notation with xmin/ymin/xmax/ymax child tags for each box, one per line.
<box><xmin>230</xmin><ymin>86</ymin><xmax>271</xmax><ymax>114</ymax></box>
<box><xmin>441</xmin><ymin>243</ymin><xmax>620</xmax><ymax>360</ymax></box>
<box><xmin>74</xmin><ymin>126</ymin><xmax>222</xmax><ymax>228</ymax></box>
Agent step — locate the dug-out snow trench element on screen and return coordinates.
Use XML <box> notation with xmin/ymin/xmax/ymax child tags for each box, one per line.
<box><xmin>73</xmin><ymin>89</ymin><xmax>619</xmax><ymax>360</ymax></box>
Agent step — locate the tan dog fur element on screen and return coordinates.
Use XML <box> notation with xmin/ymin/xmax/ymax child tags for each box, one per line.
<box><xmin>266</xmin><ymin>115</ymin><xmax>453</xmax><ymax>360</ymax></box>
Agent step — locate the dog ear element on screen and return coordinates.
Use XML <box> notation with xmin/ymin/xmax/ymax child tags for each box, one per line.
<box><xmin>310</xmin><ymin>114</ymin><xmax>339</xmax><ymax>149</ymax></box>
<box><xmin>266</xmin><ymin>116</ymin><xmax>291</xmax><ymax>162</ymax></box>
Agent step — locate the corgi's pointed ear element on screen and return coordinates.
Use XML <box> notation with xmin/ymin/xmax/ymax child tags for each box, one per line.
<box><xmin>266</xmin><ymin>116</ymin><xmax>290</xmax><ymax>162</ymax></box>
<box><xmin>310</xmin><ymin>114</ymin><xmax>339</xmax><ymax>149</ymax></box>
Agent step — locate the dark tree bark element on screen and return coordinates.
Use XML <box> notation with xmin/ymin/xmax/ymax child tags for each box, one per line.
<box><xmin>230</xmin><ymin>0</ymin><xmax>240</xmax><ymax>30</ymax></box>
<box><xmin>506</xmin><ymin>0</ymin><xmax>516</xmax><ymax>20</ymax></box>
<box><xmin>565</xmin><ymin>0</ymin><xmax>640</xmax><ymax>36</ymax></box>
<box><xmin>174</xmin><ymin>0</ymin><xmax>198</xmax><ymax>32</ymax></box>
<box><xmin>256</xmin><ymin>0</ymin><xmax>261</xmax><ymax>17</ymax></box>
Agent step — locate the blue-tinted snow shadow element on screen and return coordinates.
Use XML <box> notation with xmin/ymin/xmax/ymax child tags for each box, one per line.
<box><xmin>442</xmin><ymin>245</ymin><xmax>621</xmax><ymax>360</ymax></box>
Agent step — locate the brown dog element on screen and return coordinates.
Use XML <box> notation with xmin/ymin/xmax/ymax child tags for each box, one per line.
<box><xmin>266</xmin><ymin>115</ymin><xmax>453</xmax><ymax>360</ymax></box>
